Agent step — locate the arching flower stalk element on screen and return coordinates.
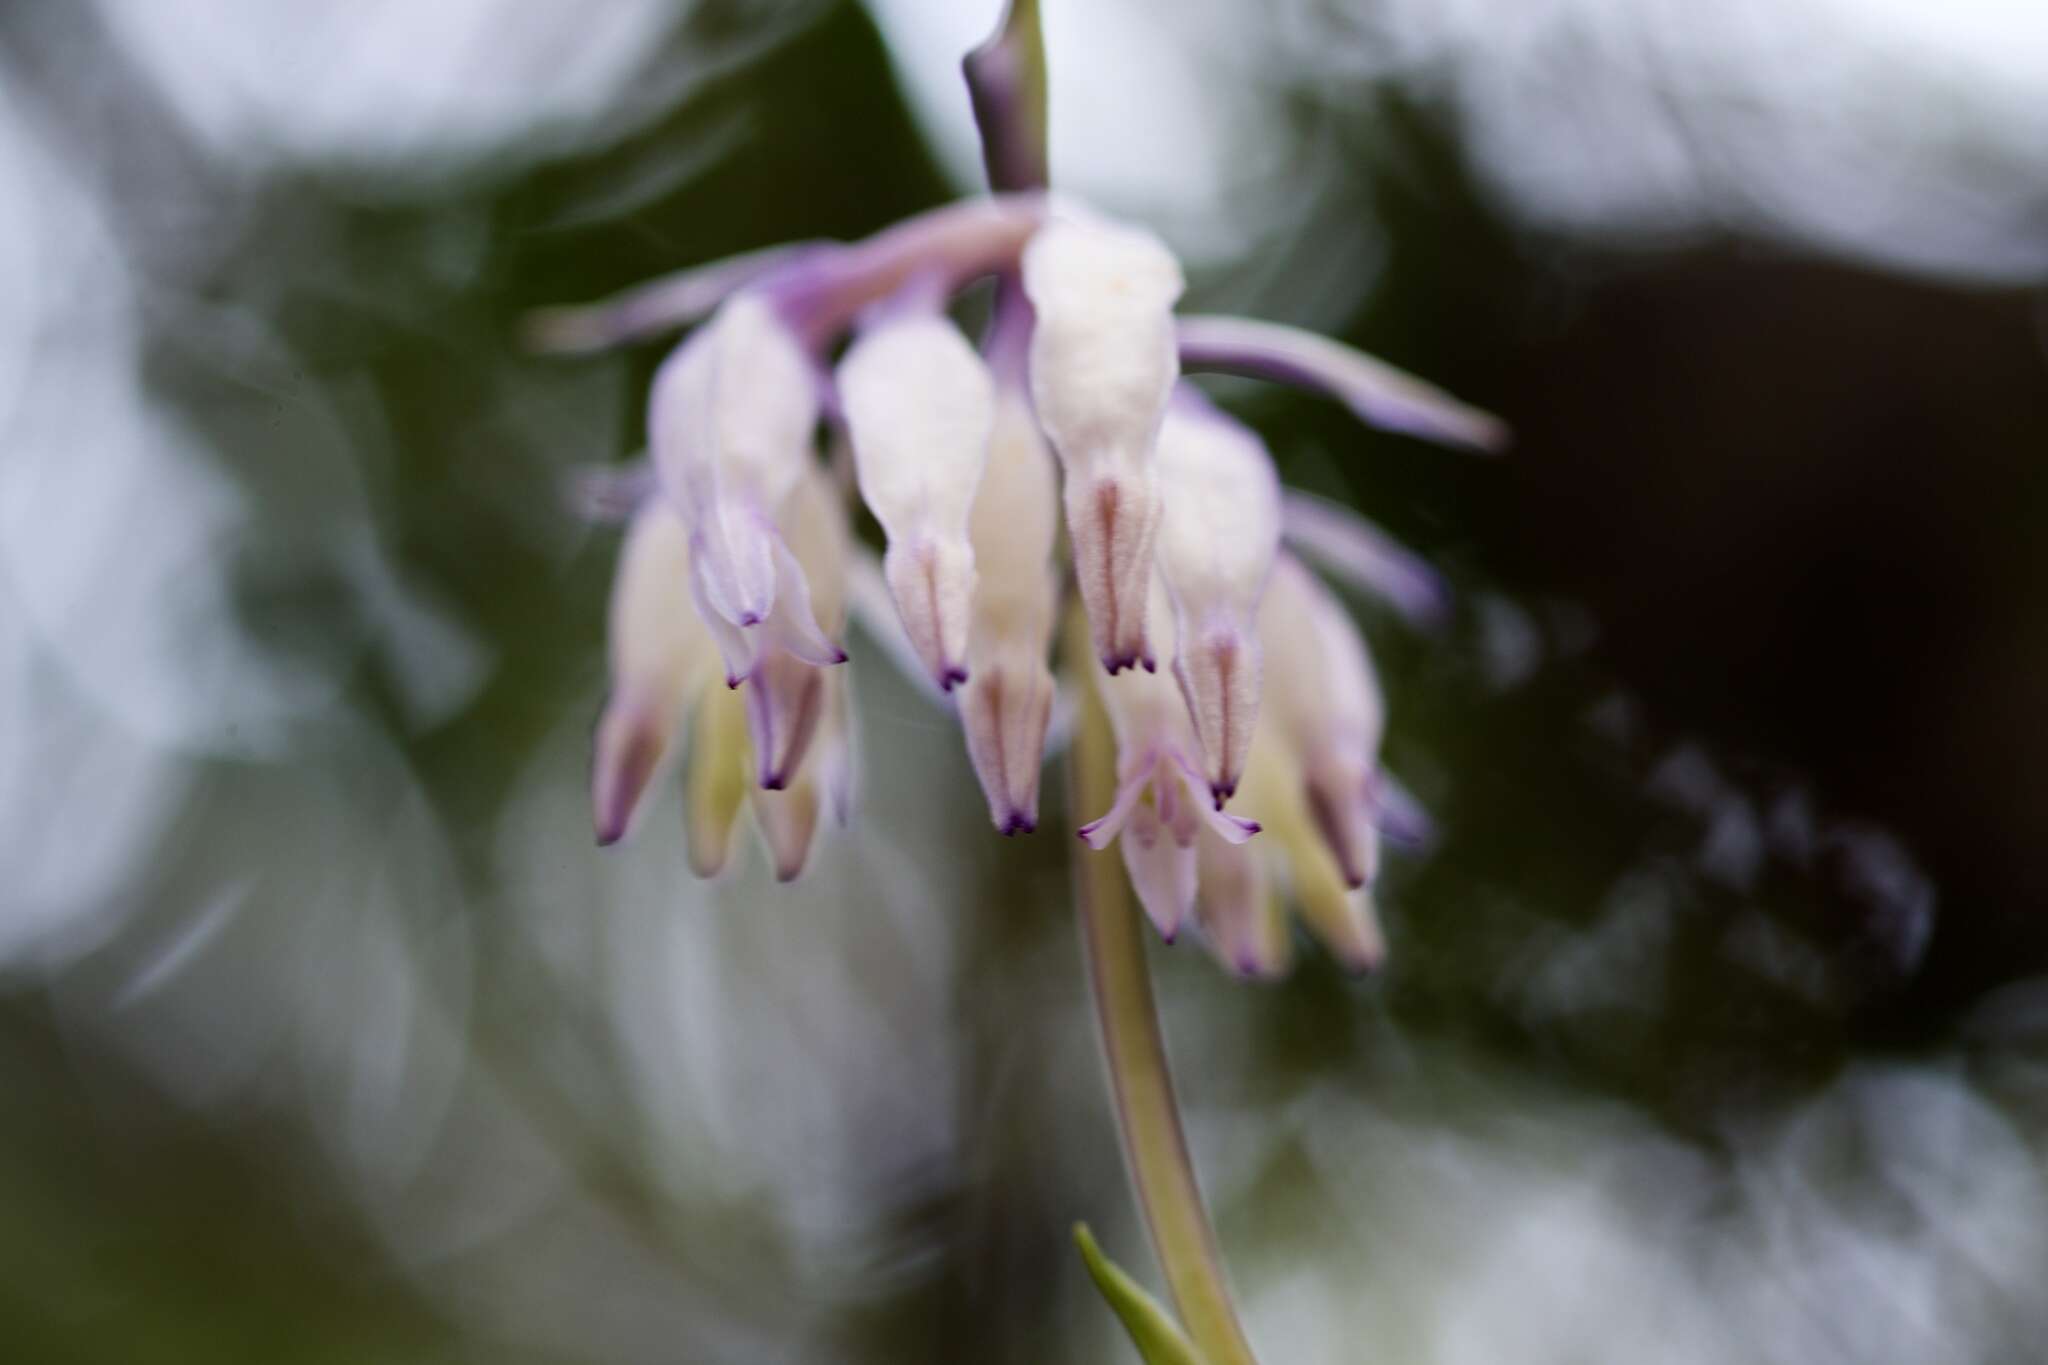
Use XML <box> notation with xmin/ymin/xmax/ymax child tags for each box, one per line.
<box><xmin>538</xmin><ymin>2</ymin><xmax>1504</xmax><ymax>1358</ymax></box>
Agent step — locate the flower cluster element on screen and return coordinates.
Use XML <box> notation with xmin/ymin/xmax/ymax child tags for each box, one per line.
<box><xmin>538</xmin><ymin>191</ymin><xmax>1503</xmax><ymax>974</ymax></box>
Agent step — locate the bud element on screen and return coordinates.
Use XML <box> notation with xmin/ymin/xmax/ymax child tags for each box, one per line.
<box><xmin>838</xmin><ymin>307</ymin><xmax>993</xmax><ymax>690</ymax></box>
<box><xmin>736</xmin><ymin>464</ymin><xmax>852</xmax><ymax>790</ymax></box>
<box><xmin>1259</xmin><ymin>554</ymin><xmax>1385</xmax><ymax>888</ymax></box>
<box><xmin>1079</xmin><ymin>578</ymin><xmax>1259</xmax><ymax>940</ymax></box>
<box><xmin>593</xmin><ymin>501</ymin><xmax>714</xmax><ymax>846</ymax></box>
<box><xmin>1153</xmin><ymin>390</ymin><xmax>1280</xmax><ymax>805</ymax></box>
<box><xmin>1022</xmin><ymin>212</ymin><xmax>1184</xmax><ymax>673</ymax></box>
<box><xmin>648</xmin><ymin>292</ymin><xmax>821</xmax><ymax>631</ymax></box>
<box><xmin>1195</xmin><ymin>828</ymin><xmax>1292</xmax><ymax>981</ymax></box>
<box><xmin>958</xmin><ymin>379</ymin><xmax>1060</xmax><ymax>833</ymax></box>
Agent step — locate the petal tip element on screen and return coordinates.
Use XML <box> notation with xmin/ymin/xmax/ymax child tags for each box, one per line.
<box><xmin>999</xmin><ymin>810</ymin><xmax>1037</xmax><ymax>836</ymax></box>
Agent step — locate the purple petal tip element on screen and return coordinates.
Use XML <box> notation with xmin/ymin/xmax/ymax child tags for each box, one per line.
<box><xmin>831</xmin><ymin>648</ymin><xmax>850</xmax><ymax>665</ymax></box>
<box><xmin>738</xmin><ymin>611</ymin><xmax>764</xmax><ymax>627</ymax></box>
<box><xmin>761</xmin><ymin>771</ymin><xmax>788</xmax><ymax>792</ymax></box>
<box><xmin>940</xmin><ymin>665</ymin><xmax>969</xmax><ymax>692</ymax></box>
<box><xmin>999</xmin><ymin>811</ymin><xmax>1037</xmax><ymax>836</ymax></box>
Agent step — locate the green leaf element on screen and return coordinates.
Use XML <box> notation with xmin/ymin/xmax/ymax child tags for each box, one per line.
<box><xmin>1074</xmin><ymin>1223</ymin><xmax>1212</xmax><ymax>1365</ymax></box>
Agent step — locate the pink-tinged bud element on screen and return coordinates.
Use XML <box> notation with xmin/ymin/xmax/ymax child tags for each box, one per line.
<box><xmin>1260</xmin><ymin>554</ymin><xmax>1386</xmax><ymax>889</ymax></box>
<box><xmin>1195</xmin><ymin>833</ymin><xmax>1292</xmax><ymax>981</ymax></box>
<box><xmin>734</xmin><ymin>466</ymin><xmax>852</xmax><ymax>790</ymax></box>
<box><xmin>648</xmin><ymin>293</ymin><xmax>820</xmax><ymax>630</ymax></box>
<box><xmin>1154</xmin><ymin>390</ymin><xmax>1281</xmax><ymax>806</ymax></box>
<box><xmin>593</xmin><ymin>502</ymin><xmax>714</xmax><ymax>846</ymax></box>
<box><xmin>751</xmin><ymin>781</ymin><xmax>821</xmax><ymax>882</ymax></box>
<box><xmin>838</xmin><ymin>310</ymin><xmax>993</xmax><ymax>691</ymax></box>
<box><xmin>1022</xmin><ymin>211</ymin><xmax>1184</xmax><ymax>673</ymax></box>
<box><xmin>959</xmin><ymin>384</ymin><xmax>1060</xmax><ymax>833</ymax></box>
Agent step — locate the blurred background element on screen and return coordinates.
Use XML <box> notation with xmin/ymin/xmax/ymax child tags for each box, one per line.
<box><xmin>4</xmin><ymin>0</ymin><xmax>2048</xmax><ymax>1360</ymax></box>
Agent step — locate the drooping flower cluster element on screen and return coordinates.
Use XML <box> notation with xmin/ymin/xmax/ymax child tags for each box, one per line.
<box><xmin>537</xmin><ymin>189</ymin><xmax>1503</xmax><ymax>969</ymax></box>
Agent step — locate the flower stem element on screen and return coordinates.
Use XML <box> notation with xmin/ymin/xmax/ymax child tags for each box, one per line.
<box><xmin>1069</xmin><ymin>618</ymin><xmax>1260</xmax><ymax>1365</ymax></box>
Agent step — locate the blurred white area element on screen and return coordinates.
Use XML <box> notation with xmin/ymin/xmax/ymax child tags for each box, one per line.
<box><xmin>1277</xmin><ymin>0</ymin><xmax>2048</xmax><ymax>280</ymax></box>
<box><xmin>86</xmin><ymin>0</ymin><xmax>816</xmax><ymax>183</ymax></box>
<box><xmin>1163</xmin><ymin>1016</ymin><xmax>2048</xmax><ymax>1364</ymax></box>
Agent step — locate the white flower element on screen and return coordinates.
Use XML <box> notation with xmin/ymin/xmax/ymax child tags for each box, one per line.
<box><xmin>958</xmin><ymin>364</ymin><xmax>1061</xmax><ymax>833</ymax></box>
<box><xmin>1153</xmin><ymin>387</ymin><xmax>1281</xmax><ymax>805</ymax></box>
<box><xmin>1258</xmin><ymin>552</ymin><xmax>1386</xmax><ymax>890</ymax></box>
<box><xmin>837</xmin><ymin>305</ymin><xmax>994</xmax><ymax>691</ymax></box>
<box><xmin>591</xmin><ymin>499</ymin><xmax>714</xmax><ymax>846</ymax></box>
<box><xmin>648</xmin><ymin>292</ymin><xmax>841</xmax><ymax>677</ymax></box>
<box><xmin>1080</xmin><ymin>578</ymin><xmax>1259</xmax><ymax>941</ymax></box>
<box><xmin>1022</xmin><ymin>211</ymin><xmax>1184</xmax><ymax>674</ymax></box>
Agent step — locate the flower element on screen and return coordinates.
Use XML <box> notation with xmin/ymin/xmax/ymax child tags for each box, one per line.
<box><xmin>1190</xmin><ymin>552</ymin><xmax>1399</xmax><ymax>978</ymax></box>
<box><xmin>1152</xmin><ymin>386</ymin><xmax>1282</xmax><ymax>806</ymax></box>
<box><xmin>837</xmin><ymin>288</ymin><xmax>994</xmax><ymax>693</ymax></box>
<box><xmin>1022</xmin><ymin>209</ymin><xmax>1184</xmax><ymax>676</ymax></box>
<box><xmin>539</xmin><ymin>180</ymin><xmax>1500</xmax><ymax>971</ymax></box>
<box><xmin>1078</xmin><ymin>576</ymin><xmax>1260</xmax><ymax>942</ymax></box>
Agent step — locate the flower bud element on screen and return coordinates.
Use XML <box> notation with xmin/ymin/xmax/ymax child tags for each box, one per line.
<box><xmin>1195</xmin><ymin>826</ymin><xmax>1292</xmax><ymax>981</ymax></box>
<box><xmin>1154</xmin><ymin>390</ymin><xmax>1280</xmax><ymax>806</ymax></box>
<box><xmin>959</xmin><ymin>384</ymin><xmax>1060</xmax><ymax>833</ymax></box>
<box><xmin>736</xmin><ymin>465</ymin><xmax>851</xmax><ymax>790</ymax></box>
<box><xmin>1022</xmin><ymin>212</ymin><xmax>1184</xmax><ymax>673</ymax></box>
<box><xmin>1079</xmin><ymin>578</ymin><xmax>1259</xmax><ymax>940</ymax></box>
<box><xmin>838</xmin><ymin>309</ymin><xmax>993</xmax><ymax>691</ymax></box>
<box><xmin>1259</xmin><ymin>554</ymin><xmax>1385</xmax><ymax>888</ymax></box>
<box><xmin>648</xmin><ymin>292</ymin><xmax>821</xmax><ymax>630</ymax></box>
<box><xmin>593</xmin><ymin>502</ymin><xmax>714</xmax><ymax>846</ymax></box>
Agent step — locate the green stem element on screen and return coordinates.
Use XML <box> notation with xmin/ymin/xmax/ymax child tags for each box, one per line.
<box><xmin>1069</xmin><ymin>618</ymin><xmax>1260</xmax><ymax>1365</ymax></box>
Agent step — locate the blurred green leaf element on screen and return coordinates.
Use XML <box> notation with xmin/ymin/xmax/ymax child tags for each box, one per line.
<box><xmin>1074</xmin><ymin>1223</ymin><xmax>1210</xmax><ymax>1365</ymax></box>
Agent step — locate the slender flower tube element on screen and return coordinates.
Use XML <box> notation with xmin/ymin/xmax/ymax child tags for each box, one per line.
<box><xmin>592</xmin><ymin>499</ymin><xmax>716</xmax><ymax>846</ymax></box>
<box><xmin>1153</xmin><ymin>387</ymin><xmax>1281</xmax><ymax>806</ymax></box>
<box><xmin>958</xmin><ymin>281</ymin><xmax>1060</xmax><ymax>834</ymax></box>
<box><xmin>1258</xmin><ymin>552</ymin><xmax>1388</xmax><ymax>890</ymax></box>
<box><xmin>647</xmin><ymin>291</ymin><xmax>841</xmax><ymax>672</ymax></box>
<box><xmin>1023</xmin><ymin>210</ymin><xmax>1184</xmax><ymax>674</ymax></box>
<box><xmin>1081</xmin><ymin>579</ymin><xmax>1260</xmax><ymax>940</ymax></box>
<box><xmin>837</xmin><ymin>291</ymin><xmax>994</xmax><ymax>692</ymax></box>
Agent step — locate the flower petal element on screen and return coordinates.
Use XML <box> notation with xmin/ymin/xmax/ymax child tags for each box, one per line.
<box><xmin>1178</xmin><ymin>314</ymin><xmax>1509</xmax><ymax>453</ymax></box>
<box><xmin>1121</xmin><ymin>798</ymin><xmax>1198</xmax><ymax>942</ymax></box>
<box><xmin>1279</xmin><ymin>488</ymin><xmax>1452</xmax><ymax>631</ymax></box>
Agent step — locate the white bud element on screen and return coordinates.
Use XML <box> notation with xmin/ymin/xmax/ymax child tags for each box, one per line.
<box><xmin>959</xmin><ymin>387</ymin><xmax>1060</xmax><ymax>833</ymax></box>
<box><xmin>593</xmin><ymin>502</ymin><xmax>713</xmax><ymax>845</ymax></box>
<box><xmin>1154</xmin><ymin>391</ymin><xmax>1281</xmax><ymax>804</ymax></box>
<box><xmin>838</xmin><ymin>311</ymin><xmax>993</xmax><ymax>690</ymax></box>
<box><xmin>1259</xmin><ymin>554</ymin><xmax>1386</xmax><ymax>887</ymax></box>
<box><xmin>1022</xmin><ymin>211</ymin><xmax>1184</xmax><ymax>673</ymax></box>
<box><xmin>649</xmin><ymin>292</ymin><xmax>819</xmax><ymax>628</ymax></box>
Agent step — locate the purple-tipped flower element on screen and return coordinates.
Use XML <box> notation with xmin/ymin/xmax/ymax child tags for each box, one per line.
<box><xmin>1259</xmin><ymin>552</ymin><xmax>1387</xmax><ymax>892</ymax></box>
<box><xmin>1153</xmin><ymin>387</ymin><xmax>1281</xmax><ymax>807</ymax></box>
<box><xmin>1079</xmin><ymin>580</ymin><xmax>1261</xmax><ymax>941</ymax></box>
<box><xmin>1022</xmin><ymin>209</ymin><xmax>1184</xmax><ymax>675</ymax></box>
<box><xmin>958</xmin><ymin>301</ymin><xmax>1060</xmax><ymax>834</ymax></box>
<box><xmin>838</xmin><ymin>296</ymin><xmax>994</xmax><ymax>693</ymax></box>
<box><xmin>592</xmin><ymin>499</ymin><xmax>714</xmax><ymax>846</ymax></box>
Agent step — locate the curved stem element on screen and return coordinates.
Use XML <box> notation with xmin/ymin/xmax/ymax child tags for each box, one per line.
<box><xmin>1069</xmin><ymin>618</ymin><xmax>1260</xmax><ymax>1365</ymax></box>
